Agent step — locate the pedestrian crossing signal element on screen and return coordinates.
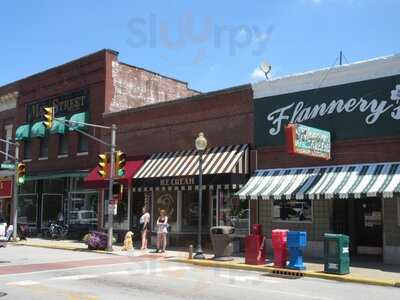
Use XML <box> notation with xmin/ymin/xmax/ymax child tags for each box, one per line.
<box><xmin>97</xmin><ymin>153</ymin><xmax>108</xmax><ymax>178</ymax></box>
<box><xmin>43</xmin><ymin>107</ymin><xmax>54</xmax><ymax>129</ymax></box>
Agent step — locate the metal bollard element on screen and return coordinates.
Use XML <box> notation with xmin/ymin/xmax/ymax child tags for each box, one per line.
<box><xmin>188</xmin><ymin>244</ymin><xmax>193</xmax><ymax>259</ymax></box>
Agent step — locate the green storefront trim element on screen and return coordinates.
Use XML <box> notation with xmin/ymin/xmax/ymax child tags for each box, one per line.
<box><xmin>15</xmin><ymin>124</ymin><xmax>30</xmax><ymax>141</ymax></box>
<box><xmin>30</xmin><ymin>121</ymin><xmax>46</xmax><ymax>138</ymax></box>
<box><xmin>69</xmin><ymin>112</ymin><xmax>88</xmax><ymax>131</ymax></box>
<box><xmin>51</xmin><ymin>116</ymin><xmax>67</xmax><ymax>134</ymax></box>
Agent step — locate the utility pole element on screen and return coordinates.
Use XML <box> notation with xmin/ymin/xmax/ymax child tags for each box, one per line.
<box><xmin>107</xmin><ymin>125</ymin><xmax>116</xmax><ymax>251</ymax></box>
<box><xmin>12</xmin><ymin>142</ymin><xmax>19</xmax><ymax>241</ymax></box>
<box><xmin>339</xmin><ymin>50</ymin><xmax>343</xmax><ymax>66</ymax></box>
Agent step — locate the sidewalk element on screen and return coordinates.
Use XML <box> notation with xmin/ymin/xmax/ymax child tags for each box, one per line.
<box><xmin>14</xmin><ymin>238</ymin><xmax>400</xmax><ymax>288</ymax></box>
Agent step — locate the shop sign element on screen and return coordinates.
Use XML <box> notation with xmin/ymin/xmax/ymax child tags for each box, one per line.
<box><xmin>26</xmin><ymin>90</ymin><xmax>89</xmax><ymax>122</ymax></box>
<box><xmin>254</xmin><ymin>75</ymin><xmax>400</xmax><ymax>147</ymax></box>
<box><xmin>285</xmin><ymin>123</ymin><xmax>331</xmax><ymax>160</ymax></box>
<box><xmin>160</xmin><ymin>177</ymin><xmax>195</xmax><ymax>187</ymax></box>
<box><xmin>0</xmin><ymin>180</ymin><xmax>12</xmax><ymax>198</ymax></box>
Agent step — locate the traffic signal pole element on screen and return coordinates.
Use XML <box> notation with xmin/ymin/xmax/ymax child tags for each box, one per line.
<box><xmin>107</xmin><ymin>124</ymin><xmax>116</xmax><ymax>251</ymax></box>
<box><xmin>12</xmin><ymin>142</ymin><xmax>19</xmax><ymax>241</ymax></box>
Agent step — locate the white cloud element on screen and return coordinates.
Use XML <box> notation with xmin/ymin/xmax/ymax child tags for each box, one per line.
<box><xmin>250</xmin><ymin>67</ymin><xmax>266</xmax><ymax>82</ymax></box>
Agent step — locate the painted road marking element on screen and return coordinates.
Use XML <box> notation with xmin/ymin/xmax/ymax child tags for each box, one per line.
<box><xmin>218</xmin><ymin>273</ymin><xmax>279</xmax><ymax>283</ymax></box>
<box><xmin>52</xmin><ymin>274</ymin><xmax>98</xmax><ymax>280</ymax></box>
<box><xmin>6</xmin><ymin>280</ymin><xmax>40</xmax><ymax>286</ymax></box>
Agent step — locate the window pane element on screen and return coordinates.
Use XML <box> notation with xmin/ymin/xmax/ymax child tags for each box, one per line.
<box><xmin>153</xmin><ymin>191</ymin><xmax>177</xmax><ymax>232</ymax></box>
<box><xmin>182</xmin><ymin>191</ymin><xmax>209</xmax><ymax>232</ymax></box>
<box><xmin>272</xmin><ymin>199</ymin><xmax>312</xmax><ymax>222</ymax></box>
<box><xmin>58</xmin><ymin>133</ymin><xmax>69</xmax><ymax>155</ymax></box>
<box><xmin>17</xmin><ymin>194</ymin><xmax>38</xmax><ymax>225</ymax></box>
<box><xmin>23</xmin><ymin>140</ymin><xmax>31</xmax><ymax>159</ymax></box>
<box><xmin>41</xmin><ymin>194</ymin><xmax>63</xmax><ymax>227</ymax></box>
<box><xmin>69</xmin><ymin>192</ymin><xmax>99</xmax><ymax>228</ymax></box>
<box><xmin>217</xmin><ymin>190</ymin><xmax>248</xmax><ymax>235</ymax></box>
<box><xmin>78</xmin><ymin>133</ymin><xmax>88</xmax><ymax>153</ymax></box>
<box><xmin>103</xmin><ymin>189</ymin><xmax>128</xmax><ymax>230</ymax></box>
<box><xmin>39</xmin><ymin>137</ymin><xmax>49</xmax><ymax>158</ymax></box>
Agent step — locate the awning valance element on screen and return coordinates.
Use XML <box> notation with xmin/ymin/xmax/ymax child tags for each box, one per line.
<box><xmin>51</xmin><ymin>117</ymin><xmax>66</xmax><ymax>134</ymax></box>
<box><xmin>84</xmin><ymin>160</ymin><xmax>144</xmax><ymax>189</ymax></box>
<box><xmin>30</xmin><ymin>121</ymin><xmax>46</xmax><ymax>138</ymax></box>
<box><xmin>15</xmin><ymin>124</ymin><xmax>30</xmax><ymax>141</ymax></box>
<box><xmin>237</xmin><ymin>162</ymin><xmax>400</xmax><ymax>200</ymax></box>
<box><xmin>69</xmin><ymin>112</ymin><xmax>88</xmax><ymax>131</ymax></box>
<box><xmin>133</xmin><ymin>144</ymin><xmax>249</xmax><ymax>191</ymax></box>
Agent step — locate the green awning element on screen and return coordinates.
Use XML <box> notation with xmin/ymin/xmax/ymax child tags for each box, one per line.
<box><xmin>15</xmin><ymin>124</ymin><xmax>30</xmax><ymax>141</ymax></box>
<box><xmin>26</xmin><ymin>171</ymin><xmax>89</xmax><ymax>181</ymax></box>
<box><xmin>69</xmin><ymin>112</ymin><xmax>88</xmax><ymax>131</ymax></box>
<box><xmin>51</xmin><ymin>117</ymin><xmax>66</xmax><ymax>134</ymax></box>
<box><xmin>30</xmin><ymin>121</ymin><xmax>46</xmax><ymax>138</ymax></box>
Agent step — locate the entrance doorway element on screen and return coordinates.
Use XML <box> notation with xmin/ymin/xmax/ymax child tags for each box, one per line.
<box><xmin>332</xmin><ymin>197</ymin><xmax>383</xmax><ymax>257</ymax></box>
<box><xmin>131</xmin><ymin>192</ymin><xmax>145</xmax><ymax>236</ymax></box>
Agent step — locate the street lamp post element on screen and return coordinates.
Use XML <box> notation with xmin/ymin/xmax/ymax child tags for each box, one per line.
<box><xmin>194</xmin><ymin>132</ymin><xmax>207</xmax><ymax>259</ymax></box>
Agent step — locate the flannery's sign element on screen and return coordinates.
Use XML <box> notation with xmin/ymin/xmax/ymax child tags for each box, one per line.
<box><xmin>254</xmin><ymin>75</ymin><xmax>400</xmax><ymax>147</ymax></box>
<box><xmin>26</xmin><ymin>90</ymin><xmax>88</xmax><ymax>123</ymax></box>
<box><xmin>160</xmin><ymin>177</ymin><xmax>195</xmax><ymax>186</ymax></box>
<box><xmin>285</xmin><ymin>124</ymin><xmax>331</xmax><ymax>160</ymax></box>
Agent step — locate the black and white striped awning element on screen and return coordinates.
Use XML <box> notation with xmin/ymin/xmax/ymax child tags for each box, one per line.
<box><xmin>133</xmin><ymin>144</ymin><xmax>249</xmax><ymax>192</ymax></box>
<box><xmin>237</xmin><ymin>162</ymin><xmax>400</xmax><ymax>200</ymax></box>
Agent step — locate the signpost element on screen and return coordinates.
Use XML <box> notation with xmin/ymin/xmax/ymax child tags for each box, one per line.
<box><xmin>285</xmin><ymin>123</ymin><xmax>331</xmax><ymax>160</ymax></box>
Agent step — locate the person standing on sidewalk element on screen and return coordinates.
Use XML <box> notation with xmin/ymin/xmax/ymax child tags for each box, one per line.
<box><xmin>156</xmin><ymin>209</ymin><xmax>168</xmax><ymax>253</ymax></box>
<box><xmin>139</xmin><ymin>207</ymin><xmax>150</xmax><ymax>250</ymax></box>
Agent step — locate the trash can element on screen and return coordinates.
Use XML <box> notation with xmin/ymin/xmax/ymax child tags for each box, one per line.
<box><xmin>272</xmin><ymin>229</ymin><xmax>288</xmax><ymax>268</ymax></box>
<box><xmin>245</xmin><ymin>224</ymin><xmax>266</xmax><ymax>265</ymax></box>
<box><xmin>324</xmin><ymin>233</ymin><xmax>350</xmax><ymax>275</ymax></box>
<box><xmin>287</xmin><ymin>231</ymin><xmax>307</xmax><ymax>270</ymax></box>
<box><xmin>210</xmin><ymin>226</ymin><xmax>235</xmax><ymax>261</ymax></box>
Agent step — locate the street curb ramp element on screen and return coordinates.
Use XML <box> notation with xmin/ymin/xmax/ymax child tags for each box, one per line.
<box><xmin>169</xmin><ymin>258</ymin><xmax>400</xmax><ymax>288</ymax></box>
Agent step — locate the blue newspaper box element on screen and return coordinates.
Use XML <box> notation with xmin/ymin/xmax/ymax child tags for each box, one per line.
<box><xmin>287</xmin><ymin>231</ymin><xmax>307</xmax><ymax>270</ymax></box>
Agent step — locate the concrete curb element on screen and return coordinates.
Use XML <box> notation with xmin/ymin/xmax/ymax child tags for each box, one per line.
<box><xmin>169</xmin><ymin>258</ymin><xmax>400</xmax><ymax>288</ymax></box>
<box><xmin>15</xmin><ymin>242</ymin><xmax>116</xmax><ymax>255</ymax></box>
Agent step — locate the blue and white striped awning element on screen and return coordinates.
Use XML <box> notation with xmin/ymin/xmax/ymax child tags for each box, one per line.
<box><xmin>237</xmin><ymin>162</ymin><xmax>400</xmax><ymax>200</ymax></box>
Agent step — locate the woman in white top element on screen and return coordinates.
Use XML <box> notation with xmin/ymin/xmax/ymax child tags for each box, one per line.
<box><xmin>139</xmin><ymin>207</ymin><xmax>150</xmax><ymax>250</ymax></box>
<box><xmin>156</xmin><ymin>209</ymin><xmax>168</xmax><ymax>253</ymax></box>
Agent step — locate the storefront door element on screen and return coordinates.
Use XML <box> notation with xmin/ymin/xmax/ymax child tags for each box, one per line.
<box><xmin>354</xmin><ymin>197</ymin><xmax>383</xmax><ymax>256</ymax></box>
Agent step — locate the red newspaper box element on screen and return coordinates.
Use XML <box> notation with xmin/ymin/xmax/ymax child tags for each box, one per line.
<box><xmin>272</xmin><ymin>229</ymin><xmax>288</xmax><ymax>268</ymax></box>
<box><xmin>245</xmin><ymin>224</ymin><xmax>266</xmax><ymax>265</ymax></box>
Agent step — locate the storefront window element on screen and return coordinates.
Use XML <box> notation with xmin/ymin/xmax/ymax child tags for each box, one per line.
<box><xmin>272</xmin><ymin>199</ymin><xmax>312</xmax><ymax>222</ymax></box>
<box><xmin>104</xmin><ymin>188</ymin><xmax>129</xmax><ymax>230</ymax></box>
<box><xmin>41</xmin><ymin>194</ymin><xmax>63</xmax><ymax>227</ymax></box>
<box><xmin>182</xmin><ymin>191</ymin><xmax>209</xmax><ymax>232</ymax></box>
<box><xmin>69</xmin><ymin>192</ymin><xmax>98</xmax><ymax>227</ymax></box>
<box><xmin>217</xmin><ymin>190</ymin><xmax>248</xmax><ymax>235</ymax></box>
<box><xmin>153</xmin><ymin>191</ymin><xmax>177</xmax><ymax>232</ymax></box>
<box><xmin>17</xmin><ymin>194</ymin><xmax>38</xmax><ymax>225</ymax></box>
<box><xmin>397</xmin><ymin>197</ymin><xmax>400</xmax><ymax>226</ymax></box>
<box><xmin>18</xmin><ymin>181</ymin><xmax>36</xmax><ymax>194</ymax></box>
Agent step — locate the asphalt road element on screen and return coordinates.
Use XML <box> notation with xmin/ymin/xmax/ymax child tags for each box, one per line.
<box><xmin>0</xmin><ymin>246</ymin><xmax>399</xmax><ymax>300</ymax></box>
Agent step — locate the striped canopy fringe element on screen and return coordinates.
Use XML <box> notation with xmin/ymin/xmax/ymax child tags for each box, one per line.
<box><xmin>237</xmin><ymin>162</ymin><xmax>400</xmax><ymax>200</ymax></box>
<box><xmin>133</xmin><ymin>184</ymin><xmax>243</xmax><ymax>193</ymax></box>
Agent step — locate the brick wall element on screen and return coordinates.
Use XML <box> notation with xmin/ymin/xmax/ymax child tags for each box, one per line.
<box><xmin>102</xmin><ymin>85</ymin><xmax>253</xmax><ymax>157</ymax></box>
<box><xmin>108</xmin><ymin>61</ymin><xmax>198</xmax><ymax>112</ymax></box>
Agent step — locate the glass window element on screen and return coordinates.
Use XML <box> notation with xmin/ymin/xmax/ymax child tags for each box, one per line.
<box><xmin>153</xmin><ymin>191</ymin><xmax>177</xmax><ymax>232</ymax></box>
<box><xmin>104</xmin><ymin>188</ymin><xmax>128</xmax><ymax>230</ymax></box>
<box><xmin>58</xmin><ymin>133</ymin><xmax>69</xmax><ymax>155</ymax></box>
<box><xmin>23</xmin><ymin>140</ymin><xmax>32</xmax><ymax>159</ymax></box>
<box><xmin>217</xmin><ymin>190</ymin><xmax>248</xmax><ymax>235</ymax></box>
<box><xmin>41</xmin><ymin>194</ymin><xmax>63</xmax><ymax>227</ymax></box>
<box><xmin>18</xmin><ymin>181</ymin><xmax>36</xmax><ymax>194</ymax></box>
<box><xmin>272</xmin><ymin>199</ymin><xmax>312</xmax><ymax>222</ymax></box>
<box><xmin>17</xmin><ymin>194</ymin><xmax>38</xmax><ymax>225</ymax></box>
<box><xmin>182</xmin><ymin>191</ymin><xmax>209</xmax><ymax>232</ymax></box>
<box><xmin>43</xmin><ymin>179</ymin><xmax>65</xmax><ymax>193</ymax></box>
<box><xmin>4</xmin><ymin>125</ymin><xmax>13</xmax><ymax>161</ymax></box>
<box><xmin>39</xmin><ymin>136</ymin><xmax>49</xmax><ymax>158</ymax></box>
<box><xmin>69</xmin><ymin>192</ymin><xmax>99</xmax><ymax>227</ymax></box>
<box><xmin>398</xmin><ymin>197</ymin><xmax>400</xmax><ymax>226</ymax></box>
<box><xmin>77</xmin><ymin>133</ymin><xmax>88</xmax><ymax>153</ymax></box>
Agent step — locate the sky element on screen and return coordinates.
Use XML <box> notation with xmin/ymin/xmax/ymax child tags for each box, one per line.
<box><xmin>0</xmin><ymin>0</ymin><xmax>399</xmax><ymax>92</ymax></box>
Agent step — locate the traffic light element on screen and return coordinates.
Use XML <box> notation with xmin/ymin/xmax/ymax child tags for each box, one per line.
<box><xmin>97</xmin><ymin>153</ymin><xmax>108</xmax><ymax>178</ymax></box>
<box><xmin>43</xmin><ymin>107</ymin><xmax>54</xmax><ymax>129</ymax></box>
<box><xmin>17</xmin><ymin>163</ymin><xmax>26</xmax><ymax>184</ymax></box>
<box><xmin>115</xmin><ymin>150</ymin><xmax>126</xmax><ymax>176</ymax></box>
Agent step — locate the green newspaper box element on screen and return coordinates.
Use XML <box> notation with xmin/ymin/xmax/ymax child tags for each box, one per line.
<box><xmin>324</xmin><ymin>233</ymin><xmax>350</xmax><ymax>275</ymax></box>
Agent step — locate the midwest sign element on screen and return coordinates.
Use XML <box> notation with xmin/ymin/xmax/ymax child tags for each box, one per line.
<box><xmin>285</xmin><ymin>123</ymin><xmax>331</xmax><ymax>160</ymax></box>
<box><xmin>254</xmin><ymin>74</ymin><xmax>400</xmax><ymax>147</ymax></box>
